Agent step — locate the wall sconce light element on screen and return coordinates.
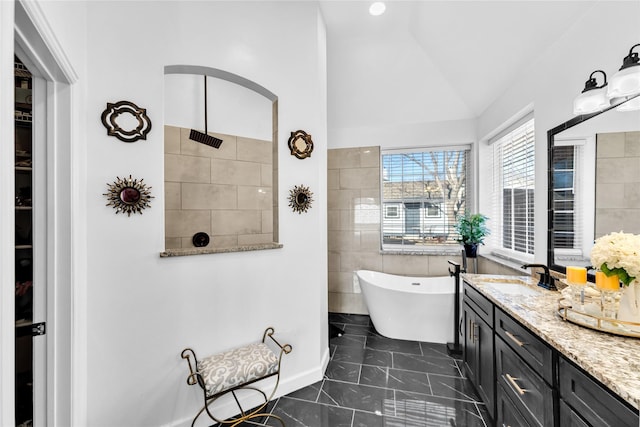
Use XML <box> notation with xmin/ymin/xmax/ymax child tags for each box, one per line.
<box><xmin>607</xmin><ymin>43</ymin><xmax>640</xmax><ymax>99</ymax></box>
<box><xmin>574</xmin><ymin>43</ymin><xmax>640</xmax><ymax>115</ymax></box>
<box><xmin>573</xmin><ymin>70</ymin><xmax>610</xmax><ymax>115</ymax></box>
<box><xmin>369</xmin><ymin>2</ymin><xmax>386</xmax><ymax>16</ymax></box>
<box><xmin>616</xmin><ymin>94</ymin><xmax>640</xmax><ymax>112</ymax></box>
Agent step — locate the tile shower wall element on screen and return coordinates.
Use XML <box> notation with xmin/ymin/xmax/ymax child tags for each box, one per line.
<box><xmin>328</xmin><ymin>146</ymin><xmax>468</xmax><ymax>314</ymax></box>
<box><xmin>164</xmin><ymin>125</ymin><xmax>273</xmax><ymax>249</ymax></box>
<box><xmin>596</xmin><ymin>131</ymin><xmax>640</xmax><ymax>236</ymax></box>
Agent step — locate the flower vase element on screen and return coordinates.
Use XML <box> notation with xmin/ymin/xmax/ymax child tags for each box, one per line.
<box><xmin>618</xmin><ymin>280</ymin><xmax>640</xmax><ymax>324</ymax></box>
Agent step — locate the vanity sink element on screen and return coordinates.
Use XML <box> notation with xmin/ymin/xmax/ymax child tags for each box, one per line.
<box><xmin>481</xmin><ymin>282</ymin><xmax>539</xmax><ymax>297</ymax></box>
<box><xmin>477</xmin><ymin>277</ymin><xmax>530</xmax><ymax>285</ymax></box>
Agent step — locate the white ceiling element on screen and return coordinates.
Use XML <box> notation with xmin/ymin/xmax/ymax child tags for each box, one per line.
<box><xmin>319</xmin><ymin>1</ymin><xmax>596</xmax><ymax>130</ymax></box>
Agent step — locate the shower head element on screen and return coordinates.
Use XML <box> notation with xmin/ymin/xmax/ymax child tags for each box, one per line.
<box><xmin>189</xmin><ymin>128</ymin><xmax>223</xmax><ymax>149</ymax></box>
<box><xmin>189</xmin><ymin>75</ymin><xmax>223</xmax><ymax>149</ymax></box>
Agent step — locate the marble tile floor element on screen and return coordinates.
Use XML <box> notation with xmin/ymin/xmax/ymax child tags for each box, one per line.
<box><xmin>213</xmin><ymin>313</ymin><xmax>491</xmax><ymax>427</ymax></box>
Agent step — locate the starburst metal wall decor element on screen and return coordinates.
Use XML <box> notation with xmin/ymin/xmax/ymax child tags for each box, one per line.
<box><xmin>288</xmin><ymin>184</ymin><xmax>313</xmax><ymax>214</ymax></box>
<box><xmin>104</xmin><ymin>175</ymin><xmax>154</xmax><ymax>216</ymax></box>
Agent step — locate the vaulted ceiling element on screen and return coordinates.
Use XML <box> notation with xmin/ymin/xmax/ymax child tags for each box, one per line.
<box><xmin>319</xmin><ymin>1</ymin><xmax>596</xmax><ymax>130</ymax></box>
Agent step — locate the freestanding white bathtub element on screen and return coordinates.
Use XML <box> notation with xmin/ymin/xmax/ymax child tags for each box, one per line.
<box><xmin>356</xmin><ymin>270</ymin><xmax>460</xmax><ymax>344</ymax></box>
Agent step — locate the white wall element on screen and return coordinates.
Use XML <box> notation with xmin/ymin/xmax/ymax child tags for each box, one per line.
<box><xmin>164</xmin><ymin>74</ymin><xmax>272</xmax><ymax>140</ymax></box>
<box><xmin>328</xmin><ymin>117</ymin><xmax>476</xmax><ymax>150</ymax></box>
<box><xmin>31</xmin><ymin>2</ymin><xmax>328</xmax><ymax>426</ymax></box>
<box><xmin>477</xmin><ymin>1</ymin><xmax>640</xmax><ymax>263</ymax></box>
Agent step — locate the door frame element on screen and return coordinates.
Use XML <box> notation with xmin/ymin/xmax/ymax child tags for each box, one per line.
<box><xmin>1</xmin><ymin>1</ymin><xmax>83</xmax><ymax>426</ymax></box>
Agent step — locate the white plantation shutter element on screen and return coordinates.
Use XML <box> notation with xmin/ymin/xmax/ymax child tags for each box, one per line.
<box><xmin>489</xmin><ymin>116</ymin><xmax>535</xmax><ymax>257</ymax></box>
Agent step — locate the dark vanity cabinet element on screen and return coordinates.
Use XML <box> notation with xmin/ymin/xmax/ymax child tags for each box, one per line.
<box><xmin>495</xmin><ymin>309</ymin><xmax>555</xmax><ymax>427</ymax></box>
<box><xmin>559</xmin><ymin>357</ymin><xmax>638</xmax><ymax>427</ymax></box>
<box><xmin>462</xmin><ymin>280</ymin><xmax>639</xmax><ymax>427</ymax></box>
<box><xmin>462</xmin><ymin>283</ymin><xmax>495</xmax><ymax>419</ymax></box>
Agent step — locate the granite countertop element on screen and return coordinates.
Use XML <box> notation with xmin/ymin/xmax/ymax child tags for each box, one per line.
<box><xmin>462</xmin><ymin>273</ymin><xmax>640</xmax><ymax>411</ymax></box>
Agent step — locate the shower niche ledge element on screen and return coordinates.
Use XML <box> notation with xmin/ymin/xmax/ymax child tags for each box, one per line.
<box><xmin>160</xmin><ymin>242</ymin><xmax>283</xmax><ymax>258</ymax></box>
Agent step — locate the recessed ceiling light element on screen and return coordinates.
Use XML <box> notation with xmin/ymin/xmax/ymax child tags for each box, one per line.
<box><xmin>369</xmin><ymin>2</ymin><xmax>386</xmax><ymax>16</ymax></box>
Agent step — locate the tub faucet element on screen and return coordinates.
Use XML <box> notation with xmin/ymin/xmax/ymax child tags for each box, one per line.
<box><xmin>521</xmin><ymin>263</ymin><xmax>557</xmax><ymax>291</ymax></box>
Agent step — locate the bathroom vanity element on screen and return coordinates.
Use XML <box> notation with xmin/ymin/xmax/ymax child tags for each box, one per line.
<box><xmin>462</xmin><ymin>274</ymin><xmax>640</xmax><ymax>427</ymax></box>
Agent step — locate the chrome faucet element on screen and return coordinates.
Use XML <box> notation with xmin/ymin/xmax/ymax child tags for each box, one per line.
<box><xmin>521</xmin><ymin>263</ymin><xmax>557</xmax><ymax>291</ymax></box>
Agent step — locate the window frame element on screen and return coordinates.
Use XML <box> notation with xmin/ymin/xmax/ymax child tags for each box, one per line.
<box><xmin>385</xmin><ymin>205</ymin><xmax>399</xmax><ymax>218</ymax></box>
<box><xmin>487</xmin><ymin>115</ymin><xmax>536</xmax><ymax>263</ymax></box>
<box><xmin>380</xmin><ymin>145</ymin><xmax>472</xmax><ymax>252</ymax></box>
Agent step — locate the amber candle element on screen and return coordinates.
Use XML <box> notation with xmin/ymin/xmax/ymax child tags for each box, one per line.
<box><xmin>566</xmin><ymin>266</ymin><xmax>587</xmax><ymax>286</ymax></box>
<box><xmin>596</xmin><ymin>271</ymin><xmax>620</xmax><ymax>291</ymax></box>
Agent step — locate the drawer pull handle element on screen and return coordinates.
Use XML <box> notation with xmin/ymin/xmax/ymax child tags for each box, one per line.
<box><xmin>505</xmin><ymin>373</ymin><xmax>527</xmax><ymax>395</ymax></box>
<box><xmin>505</xmin><ymin>331</ymin><xmax>525</xmax><ymax>347</ymax></box>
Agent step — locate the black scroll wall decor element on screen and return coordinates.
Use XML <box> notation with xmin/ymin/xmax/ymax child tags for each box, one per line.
<box><xmin>101</xmin><ymin>100</ymin><xmax>152</xmax><ymax>143</ymax></box>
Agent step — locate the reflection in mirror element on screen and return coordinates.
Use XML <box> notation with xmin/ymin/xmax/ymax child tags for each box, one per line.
<box><xmin>120</xmin><ymin>187</ymin><xmax>141</xmax><ymax>204</ymax></box>
<box><xmin>287</xmin><ymin>130</ymin><xmax>314</xmax><ymax>159</ymax></box>
<box><xmin>548</xmin><ymin>95</ymin><xmax>640</xmax><ymax>272</ymax></box>
<box><xmin>296</xmin><ymin>193</ymin><xmax>308</xmax><ymax>205</ymax></box>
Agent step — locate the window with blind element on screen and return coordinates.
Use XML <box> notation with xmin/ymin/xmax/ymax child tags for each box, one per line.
<box><xmin>489</xmin><ymin>117</ymin><xmax>535</xmax><ymax>258</ymax></box>
<box><xmin>381</xmin><ymin>147</ymin><xmax>471</xmax><ymax>250</ymax></box>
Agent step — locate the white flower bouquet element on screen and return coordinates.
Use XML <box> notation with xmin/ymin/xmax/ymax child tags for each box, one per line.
<box><xmin>590</xmin><ymin>231</ymin><xmax>640</xmax><ymax>286</ymax></box>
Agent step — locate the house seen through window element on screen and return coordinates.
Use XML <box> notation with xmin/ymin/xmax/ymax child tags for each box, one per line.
<box><xmin>381</xmin><ymin>146</ymin><xmax>471</xmax><ymax>250</ymax></box>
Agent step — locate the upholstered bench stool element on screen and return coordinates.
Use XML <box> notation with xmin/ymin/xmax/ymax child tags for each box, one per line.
<box><xmin>181</xmin><ymin>327</ymin><xmax>292</xmax><ymax>427</ymax></box>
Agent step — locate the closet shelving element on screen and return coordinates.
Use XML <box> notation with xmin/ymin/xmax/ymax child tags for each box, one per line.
<box><xmin>14</xmin><ymin>56</ymin><xmax>34</xmax><ymax>427</ymax></box>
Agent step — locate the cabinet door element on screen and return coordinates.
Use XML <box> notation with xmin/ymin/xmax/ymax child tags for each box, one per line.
<box><xmin>463</xmin><ymin>303</ymin><xmax>477</xmax><ymax>385</ymax></box>
<box><xmin>476</xmin><ymin>312</ymin><xmax>495</xmax><ymax>419</ymax></box>
<box><xmin>495</xmin><ymin>335</ymin><xmax>554</xmax><ymax>427</ymax></box>
<box><xmin>559</xmin><ymin>357</ymin><xmax>638</xmax><ymax>427</ymax></box>
<box><xmin>559</xmin><ymin>399</ymin><xmax>591</xmax><ymax>427</ymax></box>
<box><xmin>463</xmin><ymin>302</ymin><xmax>495</xmax><ymax>419</ymax></box>
<box><xmin>497</xmin><ymin>384</ymin><xmax>533</xmax><ymax>427</ymax></box>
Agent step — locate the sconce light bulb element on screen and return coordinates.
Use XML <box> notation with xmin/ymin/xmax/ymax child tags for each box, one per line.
<box><xmin>369</xmin><ymin>2</ymin><xmax>386</xmax><ymax>16</ymax></box>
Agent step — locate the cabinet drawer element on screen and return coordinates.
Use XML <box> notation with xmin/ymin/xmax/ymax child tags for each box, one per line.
<box><xmin>495</xmin><ymin>308</ymin><xmax>554</xmax><ymax>384</ymax></box>
<box><xmin>497</xmin><ymin>383</ymin><xmax>533</xmax><ymax>427</ymax></box>
<box><xmin>559</xmin><ymin>399</ymin><xmax>590</xmax><ymax>427</ymax></box>
<box><xmin>463</xmin><ymin>281</ymin><xmax>493</xmax><ymax>327</ymax></box>
<box><xmin>496</xmin><ymin>336</ymin><xmax>555</xmax><ymax>427</ymax></box>
<box><xmin>559</xmin><ymin>357</ymin><xmax>638</xmax><ymax>427</ymax></box>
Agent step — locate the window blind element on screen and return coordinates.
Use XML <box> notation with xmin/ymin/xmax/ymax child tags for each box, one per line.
<box><xmin>489</xmin><ymin>117</ymin><xmax>535</xmax><ymax>256</ymax></box>
<box><xmin>552</xmin><ymin>142</ymin><xmax>585</xmax><ymax>259</ymax></box>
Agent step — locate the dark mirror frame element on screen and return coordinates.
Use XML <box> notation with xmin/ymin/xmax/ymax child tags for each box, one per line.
<box><xmin>547</xmin><ymin>93</ymin><xmax>640</xmax><ymax>281</ymax></box>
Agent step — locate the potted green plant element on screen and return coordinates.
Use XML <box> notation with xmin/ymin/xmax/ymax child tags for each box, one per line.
<box><xmin>455</xmin><ymin>213</ymin><xmax>490</xmax><ymax>258</ymax></box>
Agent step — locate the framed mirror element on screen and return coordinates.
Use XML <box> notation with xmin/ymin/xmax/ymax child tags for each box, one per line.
<box><xmin>101</xmin><ymin>100</ymin><xmax>152</xmax><ymax>143</ymax></box>
<box><xmin>287</xmin><ymin>130</ymin><xmax>314</xmax><ymax>159</ymax></box>
<box><xmin>547</xmin><ymin>94</ymin><xmax>640</xmax><ymax>277</ymax></box>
